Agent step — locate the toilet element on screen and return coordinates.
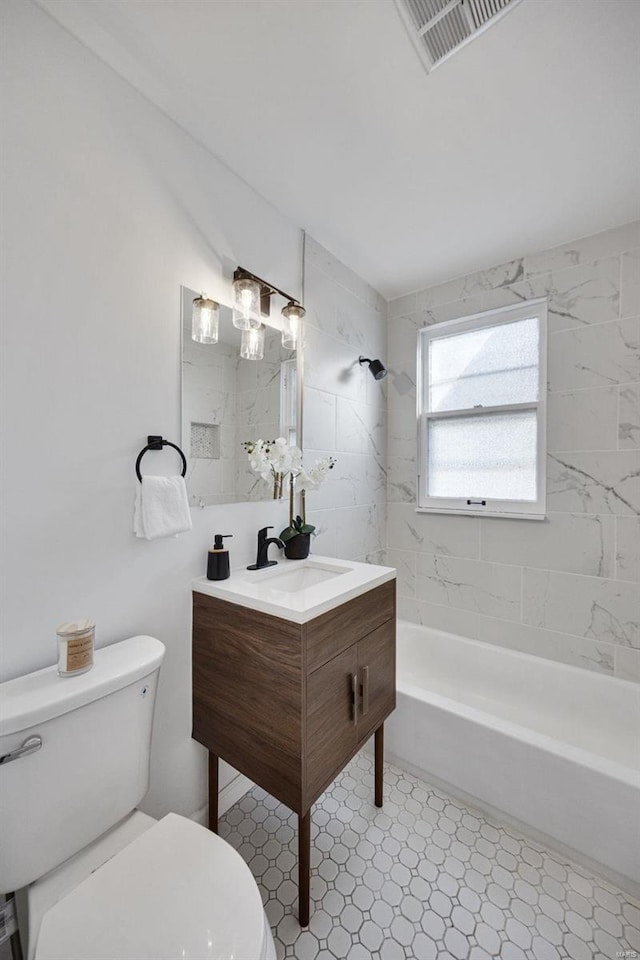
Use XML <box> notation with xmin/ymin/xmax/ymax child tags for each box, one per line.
<box><xmin>0</xmin><ymin>635</ymin><xmax>276</xmax><ymax>960</ymax></box>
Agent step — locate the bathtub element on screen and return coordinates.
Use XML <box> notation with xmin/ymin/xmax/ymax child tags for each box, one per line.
<box><xmin>385</xmin><ymin>620</ymin><xmax>640</xmax><ymax>891</ymax></box>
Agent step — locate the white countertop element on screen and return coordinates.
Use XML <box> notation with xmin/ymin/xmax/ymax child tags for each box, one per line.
<box><xmin>192</xmin><ymin>555</ymin><xmax>396</xmax><ymax>624</ymax></box>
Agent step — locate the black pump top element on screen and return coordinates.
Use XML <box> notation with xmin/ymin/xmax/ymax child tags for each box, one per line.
<box><xmin>213</xmin><ymin>534</ymin><xmax>232</xmax><ymax>550</ymax></box>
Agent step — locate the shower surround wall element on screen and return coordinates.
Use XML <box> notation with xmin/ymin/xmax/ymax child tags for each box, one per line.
<box><xmin>386</xmin><ymin>221</ymin><xmax>640</xmax><ymax>681</ymax></box>
<box><xmin>303</xmin><ymin>237</ymin><xmax>387</xmax><ymax>561</ymax></box>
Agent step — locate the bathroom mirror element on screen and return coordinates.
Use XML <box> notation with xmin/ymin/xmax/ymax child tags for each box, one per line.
<box><xmin>181</xmin><ymin>286</ymin><xmax>298</xmax><ymax>506</ymax></box>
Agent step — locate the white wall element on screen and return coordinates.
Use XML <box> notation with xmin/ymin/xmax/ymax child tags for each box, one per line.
<box><xmin>386</xmin><ymin>221</ymin><xmax>640</xmax><ymax>681</ymax></box>
<box><xmin>303</xmin><ymin>236</ymin><xmax>387</xmax><ymax>562</ymax></box>
<box><xmin>0</xmin><ymin>0</ymin><xmax>302</xmax><ymax>818</ymax></box>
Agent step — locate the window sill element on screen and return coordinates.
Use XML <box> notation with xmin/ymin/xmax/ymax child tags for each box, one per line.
<box><xmin>415</xmin><ymin>507</ymin><xmax>547</xmax><ymax>521</ymax></box>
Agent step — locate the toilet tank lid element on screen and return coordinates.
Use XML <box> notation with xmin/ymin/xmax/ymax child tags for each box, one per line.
<box><xmin>0</xmin><ymin>636</ymin><xmax>165</xmax><ymax>737</ymax></box>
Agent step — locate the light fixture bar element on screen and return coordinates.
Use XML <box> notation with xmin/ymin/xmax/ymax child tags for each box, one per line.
<box><xmin>234</xmin><ymin>267</ymin><xmax>303</xmax><ymax>317</ymax></box>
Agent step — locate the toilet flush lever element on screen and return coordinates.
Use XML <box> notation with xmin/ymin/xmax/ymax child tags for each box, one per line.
<box><xmin>0</xmin><ymin>735</ymin><xmax>42</xmax><ymax>766</ymax></box>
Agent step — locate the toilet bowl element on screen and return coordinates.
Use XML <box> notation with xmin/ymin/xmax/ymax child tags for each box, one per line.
<box><xmin>0</xmin><ymin>636</ymin><xmax>276</xmax><ymax>960</ymax></box>
<box><xmin>33</xmin><ymin>813</ymin><xmax>275</xmax><ymax>960</ymax></box>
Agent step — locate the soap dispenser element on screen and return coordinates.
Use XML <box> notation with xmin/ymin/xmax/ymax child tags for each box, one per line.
<box><xmin>207</xmin><ymin>534</ymin><xmax>232</xmax><ymax>581</ymax></box>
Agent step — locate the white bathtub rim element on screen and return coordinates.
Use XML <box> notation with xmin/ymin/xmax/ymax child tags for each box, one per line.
<box><xmin>379</xmin><ymin>745</ymin><xmax>640</xmax><ymax>903</ymax></box>
<box><xmin>397</xmin><ymin>679</ymin><xmax>640</xmax><ymax>789</ymax></box>
<box><xmin>396</xmin><ymin>617</ymin><xmax>638</xmax><ymax>691</ymax></box>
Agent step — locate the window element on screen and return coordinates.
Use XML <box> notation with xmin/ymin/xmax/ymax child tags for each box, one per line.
<box><xmin>417</xmin><ymin>298</ymin><xmax>547</xmax><ymax>519</ymax></box>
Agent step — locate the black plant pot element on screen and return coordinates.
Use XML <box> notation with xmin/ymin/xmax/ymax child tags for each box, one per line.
<box><xmin>283</xmin><ymin>534</ymin><xmax>311</xmax><ymax>560</ymax></box>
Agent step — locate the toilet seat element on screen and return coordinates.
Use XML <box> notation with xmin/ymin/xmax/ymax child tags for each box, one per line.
<box><xmin>35</xmin><ymin>813</ymin><xmax>274</xmax><ymax>960</ymax></box>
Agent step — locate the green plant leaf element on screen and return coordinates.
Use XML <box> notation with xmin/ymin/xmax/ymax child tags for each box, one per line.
<box><xmin>279</xmin><ymin>526</ymin><xmax>298</xmax><ymax>543</ymax></box>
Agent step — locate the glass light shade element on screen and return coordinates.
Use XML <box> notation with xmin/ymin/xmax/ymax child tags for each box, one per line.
<box><xmin>240</xmin><ymin>324</ymin><xmax>265</xmax><ymax>361</ymax></box>
<box><xmin>191</xmin><ymin>297</ymin><xmax>219</xmax><ymax>344</ymax></box>
<box><xmin>281</xmin><ymin>302</ymin><xmax>305</xmax><ymax>349</ymax></box>
<box><xmin>232</xmin><ymin>276</ymin><xmax>261</xmax><ymax>330</ymax></box>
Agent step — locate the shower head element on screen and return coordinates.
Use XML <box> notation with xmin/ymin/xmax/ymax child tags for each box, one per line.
<box><xmin>359</xmin><ymin>356</ymin><xmax>387</xmax><ymax>381</ymax></box>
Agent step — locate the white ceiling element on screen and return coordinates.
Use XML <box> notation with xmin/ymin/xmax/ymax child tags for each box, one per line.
<box><xmin>36</xmin><ymin>0</ymin><xmax>640</xmax><ymax>298</ymax></box>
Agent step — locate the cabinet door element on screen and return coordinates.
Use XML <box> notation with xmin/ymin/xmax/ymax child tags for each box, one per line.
<box><xmin>357</xmin><ymin>620</ymin><xmax>396</xmax><ymax>742</ymax></box>
<box><xmin>306</xmin><ymin>645</ymin><xmax>358</xmax><ymax>802</ymax></box>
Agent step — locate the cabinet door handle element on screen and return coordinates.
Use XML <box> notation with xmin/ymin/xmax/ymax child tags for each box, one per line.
<box><xmin>361</xmin><ymin>666</ymin><xmax>369</xmax><ymax>716</ymax></box>
<box><xmin>351</xmin><ymin>672</ymin><xmax>358</xmax><ymax>725</ymax></box>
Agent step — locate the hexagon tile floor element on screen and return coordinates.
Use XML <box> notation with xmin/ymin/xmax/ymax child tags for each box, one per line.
<box><xmin>218</xmin><ymin>753</ymin><xmax>640</xmax><ymax>960</ymax></box>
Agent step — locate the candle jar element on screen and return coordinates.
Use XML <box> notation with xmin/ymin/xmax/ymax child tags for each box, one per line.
<box><xmin>56</xmin><ymin>620</ymin><xmax>95</xmax><ymax>677</ymax></box>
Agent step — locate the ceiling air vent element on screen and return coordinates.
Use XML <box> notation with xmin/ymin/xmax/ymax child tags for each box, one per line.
<box><xmin>395</xmin><ymin>0</ymin><xmax>522</xmax><ymax>73</ymax></box>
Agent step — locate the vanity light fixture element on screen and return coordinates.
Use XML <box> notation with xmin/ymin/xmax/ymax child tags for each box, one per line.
<box><xmin>281</xmin><ymin>301</ymin><xmax>306</xmax><ymax>350</ymax></box>
<box><xmin>240</xmin><ymin>324</ymin><xmax>265</xmax><ymax>361</ymax></box>
<box><xmin>234</xmin><ymin>267</ymin><xmax>305</xmax><ymax>349</ymax></box>
<box><xmin>359</xmin><ymin>356</ymin><xmax>388</xmax><ymax>380</ymax></box>
<box><xmin>232</xmin><ymin>274</ymin><xmax>262</xmax><ymax>330</ymax></box>
<box><xmin>191</xmin><ymin>295</ymin><xmax>219</xmax><ymax>344</ymax></box>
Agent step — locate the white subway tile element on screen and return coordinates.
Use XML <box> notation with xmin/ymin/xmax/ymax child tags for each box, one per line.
<box><xmin>482</xmin><ymin>258</ymin><xmax>620</xmax><ymax>332</ymax></box>
<box><xmin>541</xmin><ymin>256</ymin><xmax>620</xmax><ymax>330</ymax></box>
<box><xmin>335</xmin><ymin>397</ymin><xmax>385</xmax><ymax>457</ymax></box>
<box><xmin>304</xmin><ymin>325</ymin><xmax>365</xmax><ymax>403</ymax></box>
<box><xmin>304</xmin><ymin>387</ymin><xmax>336</xmax><ymax>451</ymax></box>
<box><xmin>387</xmin><ymin>424</ymin><xmax>415</xmax><ymax>464</ymax></box>
<box><xmin>332</xmin><ymin>503</ymin><xmax>386</xmax><ymax>561</ymax></box>
<box><xmin>522</xmin><ymin>569</ymin><xmax>639</xmax><ymax>647</ymax></box>
<box><xmin>381</xmin><ymin>548</ymin><xmax>416</xmax><ymax>599</ymax></box>
<box><xmin>417</xmin><ymin>295</ymin><xmax>484</xmax><ymax>326</ymax></box>
<box><xmin>306</xmin><ymin>452</ymin><xmax>384</xmax><ymax>510</ymax></box>
<box><xmin>621</xmin><ymin>248</ymin><xmax>640</xmax><ymax>318</ymax></box>
<box><xmin>548</xmin><ymin>317</ymin><xmax>639</xmax><ymax>391</ymax></box>
<box><xmin>305</xmin><ymin>261</ymin><xmax>385</xmax><ymax>353</ymax></box>
<box><xmin>476</xmin><ymin>617</ymin><xmax>615</xmax><ymax>676</ymax></box>
<box><xmin>305</xmin><ymin>235</ymin><xmax>383</xmax><ymax>310</ymax></box>
<box><xmin>416</xmin><ymin>554</ymin><xmax>521</xmax><ymax>621</ymax></box>
<box><xmin>387</xmin><ymin>503</ymin><xmax>480</xmax><ymax>559</ymax></box>
<box><xmin>387</xmin><ymin>291</ymin><xmax>417</xmax><ymax>320</ymax></box>
<box><xmin>618</xmin><ymin>382</ymin><xmax>640</xmax><ymax>449</ymax></box>
<box><xmin>524</xmin><ymin>220</ymin><xmax>640</xmax><ymax>276</ymax></box>
<box><xmin>387</xmin><ymin>413</ymin><xmax>415</xmax><ymax>462</ymax></box>
<box><xmin>614</xmin><ymin>645</ymin><xmax>640</xmax><ymax>683</ymax></box>
<box><xmin>547</xmin><ymin>450</ymin><xmax>640</xmax><ymax>515</ymax></box>
<box><xmin>365</xmin><ymin>455</ymin><xmax>388</xmax><ymax>504</ymax></box>
<box><xmin>387</xmin><ymin>313</ymin><xmax>419</xmax><ymax>364</ymax></box>
<box><xmin>547</xmin><ymin>387</ymin><xmax>618</xmax><ymax>452</ymax></box>
<box><xmin>396</xmin><ymin>597</ymin><xmax>479</xmax><ymax>639</ymax></box>
<box><xmin>387</xmin><ymin>457</ymin><xmax>416</xmax><ymax>504</ymax></box>
<box><xmin>416</xmin><ymin>260</ymin><xmax>524</xmax><ymax>309</ymax></box>
<box><xmin>480</xmin><ymin>513</ymin><xmax>615</xmax><ymax>578</ymax></box>
<box><xmin>308</xmin><ymin>507</ymin><xmax>337</xmax><ymax>558</ymax></box>
<box><xmin>615</xmin><ymin>517</ymin><xmax>640</xmax><ymax>582</ymax></box>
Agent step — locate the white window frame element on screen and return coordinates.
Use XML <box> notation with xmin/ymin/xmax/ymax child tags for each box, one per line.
<box><xmin>416</xmin><ymin>297</ymin><xmax>547</xmax><ymax>520</ymax></box>
<box><xmin>280</xmin><ymin>358</ymin><xmax>297</xmax><ymax>446</ymax></box>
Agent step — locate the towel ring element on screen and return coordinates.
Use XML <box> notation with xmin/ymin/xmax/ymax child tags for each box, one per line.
<box><xmin>136</xmin><ymin>435</ymin><xmax>187</xmax><ymax>483</ymax></box>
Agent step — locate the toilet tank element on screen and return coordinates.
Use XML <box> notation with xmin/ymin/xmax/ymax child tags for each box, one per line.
<box><xmin>0</xmin><ymin>636</ymin><xmax>165</xmax><ymax>893</ymax></box>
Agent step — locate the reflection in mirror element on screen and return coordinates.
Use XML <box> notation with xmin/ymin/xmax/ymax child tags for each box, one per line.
<box><xmin>181</xmin><ymin>286</ymin><xmax>297</xmax><ymax>506</ymax></box>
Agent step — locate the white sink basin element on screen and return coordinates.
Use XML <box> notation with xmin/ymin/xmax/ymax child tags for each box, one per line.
<box><xmin>192</xmin><ymin>555</ymin><xmax>395</xmax><ymax>623</ymax></box>
<box><xmin>257</xmin><ymin>561</ymin><xmax>350</xmax><ymax>595</ymax></box>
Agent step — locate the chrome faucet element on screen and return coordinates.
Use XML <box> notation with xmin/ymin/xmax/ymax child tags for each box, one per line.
<box><xmin>247</xmin><ymin>526</ymin><xmax>284</xmax><ymax>571</ymax></box>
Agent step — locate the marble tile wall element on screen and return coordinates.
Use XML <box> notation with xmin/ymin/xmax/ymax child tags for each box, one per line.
<box><xmin>182</xmin><ymin>327</ymin><xmax>291</xmax><ymax>505</ymax></box>
<box><xmin>182</xmin><ymin>335</ymin><xmax>239</xmax><ymax>505</ymax></box>
<box><xmin>234</xmin><ymin>332</ymin><xmax>294</xmax><ymax>502</ymax></box>
<box><xmin>303</xmin><ymin>236</ymin><xmax>387</xmax><ymax>561</ymax></box>
<box><xmin>385</xmin><ymin>221</ymin><xmax>640</xmax><ymax>681</ymax></box>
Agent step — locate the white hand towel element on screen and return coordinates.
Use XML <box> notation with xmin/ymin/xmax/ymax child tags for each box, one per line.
<box><xmin>134</xmin><ymin>476</ymin><xmax>192</xmax><ymax>540</ymax></box>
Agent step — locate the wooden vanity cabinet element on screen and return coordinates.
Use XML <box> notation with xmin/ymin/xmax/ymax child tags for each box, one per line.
<box><xmin>192</xmin><ymin>578</ymin><xmax>396</xmax><ymax>925</ymax></box>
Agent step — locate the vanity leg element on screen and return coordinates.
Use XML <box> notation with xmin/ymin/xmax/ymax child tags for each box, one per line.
<box><xmin>298</xmin><ymin>810</ymin><xmax>311</xmax><ymax>927</ymax></box>
<box><xmin>374</xmin><ymin>724</ymin><xmax>384</xmax><ymax>807</ymax></box>
<box><xmin>208</xmin><ymin>752</ymin><xmax>219</xmax><ymax>833</ymax></box>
